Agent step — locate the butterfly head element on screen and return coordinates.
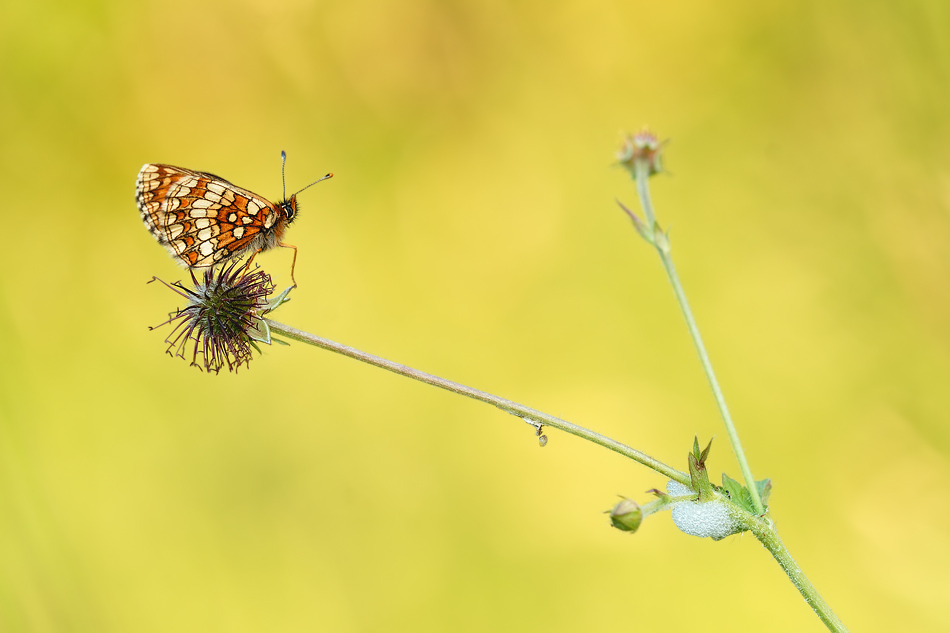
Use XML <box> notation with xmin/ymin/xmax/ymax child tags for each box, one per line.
<box><xmin>279</xmin><ymin>196</ymin><xmax>299</xmax><ymax>223</ymax></box>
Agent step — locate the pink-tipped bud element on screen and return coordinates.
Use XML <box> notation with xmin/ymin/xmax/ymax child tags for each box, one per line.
<box><xmin>617</xmin><ymin>128</ymin><xmax>664</xmax><ymax>176</ymax></box>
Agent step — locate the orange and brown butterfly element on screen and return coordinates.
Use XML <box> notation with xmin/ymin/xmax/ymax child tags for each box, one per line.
<box><xmin>136</xmin><ymin>152</ymin><xmax>332</xmax><ymax>286</ymax></box>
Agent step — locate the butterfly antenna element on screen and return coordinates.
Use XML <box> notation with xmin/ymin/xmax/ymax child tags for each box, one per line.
<box><xmin>291</xmin><ymin>172</ymin><xmax>334</xmax><ymax>197</ymax></box>
<box><xmin>281</xmin><ymin>150</ymin><xmax>287</xmax><ymax>200</ymax></box>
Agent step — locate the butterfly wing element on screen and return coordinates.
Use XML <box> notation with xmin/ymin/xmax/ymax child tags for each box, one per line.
<box><xmin>136</xmin><ymin>164</ymin><xmax>279</xmax><ymax>267</ymax></box>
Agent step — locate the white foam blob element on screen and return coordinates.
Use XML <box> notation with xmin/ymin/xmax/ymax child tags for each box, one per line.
<box><xmin>666</xmin><ymin>480</ymin><xmax>740</xmax><ymax>541</ymax></box>
<box><xmin>666</xmin><ymin>481</ymin><xmax>694</xmax><ymax>497</ymax></box>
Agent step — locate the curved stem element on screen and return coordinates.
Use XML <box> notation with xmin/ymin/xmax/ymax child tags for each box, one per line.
<box><xmin>264</xmin><ymin>318</ymin><xmax>690</xmax><ymax>485</ymax></box>
<box><xmin>634</xmin><ymin>159</ymin><xmax>764</xmax><ymax>514</ymax></box>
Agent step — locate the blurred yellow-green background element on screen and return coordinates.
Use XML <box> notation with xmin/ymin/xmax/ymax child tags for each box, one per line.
<box><xmin>2</xmin><ymin>0</ymin><xmax>949</xmax><ymax>631</ymax></box>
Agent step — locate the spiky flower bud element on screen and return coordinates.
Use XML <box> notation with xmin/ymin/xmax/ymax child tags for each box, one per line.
<box><xmin>617</xmin><ymin>128</ymin><xmax>665</xmax><ymax>177</ymax></box>
<box><xmin>149</xmin><ymin>261</ymin><xmax>277</xmax><ymax>373</ymax></box>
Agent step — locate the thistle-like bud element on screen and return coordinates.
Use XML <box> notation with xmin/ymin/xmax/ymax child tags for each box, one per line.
<box><xmin>148</xmin><ymin>261</ymin><xmax>279</xmax><ymax>373</ymax></box>
<box><xmin>616</xmin><ymin>128</ymin><xmax>665</xmax><ymax>177</ymax></box>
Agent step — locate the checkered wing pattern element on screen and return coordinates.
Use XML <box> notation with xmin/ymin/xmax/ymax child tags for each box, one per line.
<box><xmin>136</xmin><ymin>164</ymin><xmax>281</xmax><ymax>267</ymax></box>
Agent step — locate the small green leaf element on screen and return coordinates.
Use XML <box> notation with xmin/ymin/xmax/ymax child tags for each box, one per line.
<box><xmin>265</xmin><ymin>285</ymin><xmax>295</xmax><ymax>314</ymax></box>
<box><xmin>721</xmin><ymin>473</ymin><xmax>743</xmax><ymax>500</ymax></box>
<box><xmin>616</xmin><ymin>199</ymin><xmax>654</xmax><ymax>244</ymax></box>
<box><xmin>756</xmin><ymin>478</ymin><xmax>772</xmax><ymax>507</ymax></box>
<box><xmin>720</xmin><ymin>474</ymin><xmax>773</xmax><ymax>513</ymax></box>
<box><xmin>692</xmin><ymin>436</ymin><xmax>701</xmax><ymax>460</ymax></box>
<box><xmin>699</xmin><ymin>437</ymin><xmax>713</xmax><ymax>464</ymax></box>
<box><xmin>721</xmin><ymin>473</ymin><xmax>756</xmax><ymax>513</ymax></box>
<box><xmin>248</xmin><ymin>318</ymin><xmax>272</xmax><ymax>344</ymax></box>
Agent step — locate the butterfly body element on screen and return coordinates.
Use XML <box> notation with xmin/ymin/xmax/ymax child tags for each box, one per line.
<box><xmin>136</xmin><ymin>164</ymin><xmax>300</xmax><ymax>268</ymax></box>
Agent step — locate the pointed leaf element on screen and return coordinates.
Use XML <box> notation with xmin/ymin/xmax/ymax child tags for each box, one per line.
<box><xmin>616</xmin><ymin>199</ymin><xmax>653</xmax><ymax>243</ymax></box>
<box><xmin>247</xmin><ymin>318</ymin><xmax>272</xmax><ymax>345</ymax></box>
<box><xmin>265</xmin><ymin>285</ymin><xmax>295</xmax><ymax>314</ymax></box>
<box><xmin>699</xmin><ymin>437</ymin><xmax>713</xmax><ymax>464</ymax></box>
<box><xmin>756</xmin><ymin>478</ymin><xmax>772</xmax><ymax>507</ymax></box>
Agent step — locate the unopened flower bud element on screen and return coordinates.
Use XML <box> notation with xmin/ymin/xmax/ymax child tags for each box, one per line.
<box><xmin>609</xmin><ymin>498</ymin><xmax>643</xmax><ymax>533</ymax></box>
<box><xmin>617</xmin><ymin>129</ymin><xmax>664</xmax><ymax>177</ymax></box>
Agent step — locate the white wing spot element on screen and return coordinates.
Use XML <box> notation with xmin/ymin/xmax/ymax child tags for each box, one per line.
<box><xmin>206</xmin><ymin>182</ymin><xmax>226</xmax><ymax>195</ymax></box>
<box><xmin>228</xmin><ymin>213</ymin><xmax>237</xmax><ymax>222</ymax></box>
<box><xmin>189</xmin><ymin>209</ymin><xmax>210</xmax><ymax>218</ymax></box>
<box><xmin>246</xmin><ymin>200</ymin><xmax>260</xmax><ymax>215</ymax></box>
<box><xmin>195</xmin><ymin>218</ymin><xmax>211</xmax><ymax>230</ymax></box>
<box><xmin>232</xmin><ymin>226</ymin><xmax>245</xmax><ymax>239</ymax></box>
<box><xmin>199</xmin><ymin>241</ymin><xmax>214</xmax><ymax>257</ymax></box>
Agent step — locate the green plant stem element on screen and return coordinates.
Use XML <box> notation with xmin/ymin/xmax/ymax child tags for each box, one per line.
<box><xmin>740</xmin><ymin>514</ymin><xmax>849</xmax><ymax>632</ymax></box>
<box><xmin>264</xmin><ymin>318</ymin><xmax>690</xmax><ymax>485</ymax></box>
<box><xmin>631</xmin><ymin>158</ymin><xmax>847</xmax><ymax>631</ymax></box>
<box><xmin>634</xmin><ymin>159</ymin><xmax>764</xmax><ymax>514</ymax></box>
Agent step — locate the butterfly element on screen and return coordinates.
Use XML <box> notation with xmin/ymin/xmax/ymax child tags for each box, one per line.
<box><xmin>136</xmin><ymin>151</ymin><xmax>332</xmax><ymax>286</ymax></box>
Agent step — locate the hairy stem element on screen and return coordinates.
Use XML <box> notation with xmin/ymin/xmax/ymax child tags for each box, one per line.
<box><xmin>741</xmin><ymin>515</ymin><xmax>849</xmax><ymax>632</ymax></box>
<box><xmin>264</xmin><ymin>318</ymin><xmax>690</xmax><ymax>485</ymax></box>
<box><xmin>634</xmin><ymin>159</ymin><xmax>764</xmax><ymax>514</ymax></box>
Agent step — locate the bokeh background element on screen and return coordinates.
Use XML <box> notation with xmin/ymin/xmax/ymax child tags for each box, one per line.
<box><xmin>2</xmin><ymin>0</ymin><xmax>949</xmax><ymax>631</ymax></box>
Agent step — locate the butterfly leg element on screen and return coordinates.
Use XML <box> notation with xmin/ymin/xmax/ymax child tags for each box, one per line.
<box><xmin>242</xmin><ymin>250</ymin><xmax>261</xmax><ymax>276</ymax></box>
<box><xmin>279</xmin><ymin>242</ymin><xmax>299</xmax><ymax>288</ymax></box>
